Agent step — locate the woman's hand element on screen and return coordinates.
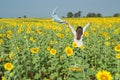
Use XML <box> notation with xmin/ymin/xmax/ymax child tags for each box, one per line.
<box><xmin>88</xmin><ymin>22</ymin><xmax>91</xmax><ymax>25</ymax></box>
<box><xmin>65</xmin><ymin>21</ymin><xmax>69</xmax><ymax>26</ymax></box>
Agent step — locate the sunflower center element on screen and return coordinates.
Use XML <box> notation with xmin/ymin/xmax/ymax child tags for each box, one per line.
<box><xmin>7</xmin><ymin>64</ymin><xmax>12</xmax><ymax>68</ymax></box>
<box><xmin>67</xmin><ymin>49</ymin><xmax>71</xmax><ymax>54</ymax></box>
<box><xmin>33</xmin><ymin>48</ymin><xmax>39</xmax><ymax>53</ymax></box>
<box><xmin>34</xmin><ymin>49</ymin><xmax>37</xmax><ymax>51</ymax></box>
<box><xmin>52</xmin><ymin>50</ymin><xmax>55</xmax><ymax>53</ymax></box>
<box><xmin>116</xmin><ymin>46</ymin><xmax>120</xmax><ymax>50</ymax></box>
<box><xmin>74</xmin><ymin>44</ymin><xmax>77</xmax><ymax>46</ymax></box>
<box><xmin>101</xmin><ymin>75</ymin><xmax>108</xmax><ymax>80</ymax></box>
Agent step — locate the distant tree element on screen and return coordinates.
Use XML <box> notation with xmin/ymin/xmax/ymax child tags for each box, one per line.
<box><xmin>86</xmin><ymin>12</ymin><xmax>102</xmax><ymax>17</ymax></box>
<box><xmin>86</xmin><ymin>13</ymin><xmax>91</xmax><ymax>17</ymax></box>
<box><xmin>78</xmin><ymin>11</ymin><xmax>82</xmax><ymax>17</ymax></box>
<box><xmin>18</xmin><ymin>17</ymin><xmax>21</xmax><ymax>18</ymax></box>
<box><xmin>74</xmin><ymin>13</ymin><xmax>78</xmax><ymax>18</ymax></box>
<box><xmin>23</xmin><ymin>15</ymin><xmax>27</xmax><ymax>18</ymax></box>
<box><xmin>113</xmin><ymin>13</ymin><xmax>120</xmax><ymax>17</ymax></box>
<box><xmin>86</xmin><ymin>13</ymin><xmax>95</xmax><ymax>17</ymax></box>
<box><xmin>91</xmin><ymin>13</ymin><xmax>96</xmax><ymax>17</ymax></box>
<box><xmin>67</xmin><ymin>12</ymin><xmax>73</xmax><ymax>18</ymax></box>
<box><xmin>83</xmin><ymin>16</ymin><xmax>86</xmax><ymax>18</ymax></box>
<box><xmin>74</xmin><ymin>11</ymin><xmax>82</xmax><ymax>18</ymax></box>
<box><xmin>96</xmin><ymin>13</ymin><xmax>102</xmax><ymax>17</ymax></box>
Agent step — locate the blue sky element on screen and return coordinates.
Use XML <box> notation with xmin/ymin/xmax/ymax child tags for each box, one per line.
<box><xmin>0</xmin><ymin>0</ymin><xmax>120</xmax><ymax>18</ymax></box>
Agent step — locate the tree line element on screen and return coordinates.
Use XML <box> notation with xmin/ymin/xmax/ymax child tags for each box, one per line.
<box><xmin>66</xmin><ymin>11</ymin><xmax>120</xmax><ymax>18</ymax></box>
<box><xmin>0</xmin><ymin>11</ymin><xmax>120</xmax><ymax>18</ymax></box>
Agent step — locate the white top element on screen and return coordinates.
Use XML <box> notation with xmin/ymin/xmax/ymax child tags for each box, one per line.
<box><xmin>68</xmin><ymin>23</ymin><xmax>90</xmax><ymax>47</ymax></box>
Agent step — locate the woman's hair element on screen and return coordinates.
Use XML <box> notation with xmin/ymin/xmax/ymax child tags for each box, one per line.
<box><xmin>76</xmin><ymin>26</ymin><xmax>83</xmax><ymax>40</ymax></box>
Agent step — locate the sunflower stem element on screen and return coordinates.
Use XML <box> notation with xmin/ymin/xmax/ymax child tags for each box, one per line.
<box><xmin>81</xmin><ymin>64</ymin><xmax>86</xmax><ymax>79</ymax></box>
<box><xmin>118</xmin><ymin>59</ymin><xmax>120</xmax><ymax>78</ymax></box>
<box><xmin>72</xmin><ymin>54</ymin><xmax>77</xmax><ymax>67</ymax></box>
<box><xmin>72</xmin><ymin>54</ymin><xmax>86</xmax><ymax>79</ymax></box>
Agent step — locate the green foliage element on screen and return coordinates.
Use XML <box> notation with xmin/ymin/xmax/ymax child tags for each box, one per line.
<box><xmin>113</xmin><ymin>13</ymin><xmax>120</xmax><ymax>17</ymax></box>
<box><xmin>86</xmin><ymin>12</ymin><xmax>102</xmax><ymax>17</ymax></box>
<box><xmin>0</xmin><ymin>18</ymin><xmax>120</xmax><ymax>80</ymax></box>
<box><xmin>67</xmin><ymin>12</ymin><xmax>73</xmax><ymax>18</ymax></box>
<box><xmin>74</xmin><ymin>11</ymin><xmax>82</xmax><ymax>18</ymax></box>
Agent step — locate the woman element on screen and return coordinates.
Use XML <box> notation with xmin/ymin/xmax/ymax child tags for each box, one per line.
<box><xmin>65</xmin><ymin>22</ymin><xmax>91</xmax><ymax>47</ymax></box>
<box><xmin>51</xmin><ymin>8</ymin><xmax>91</xmax><ymax>47</ymax></box>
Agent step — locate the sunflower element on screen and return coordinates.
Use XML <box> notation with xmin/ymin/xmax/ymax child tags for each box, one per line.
<box><xmin>47</xmin><ymin>46</ymin><xmax>51</xmax><ymax>51</ymax></box>
<box><xmin>6</xmin><ymin>30</ymin><xmax>13</xmax><ymax>39</ymax></box>
<box><xmin>9</xmin><ymin>52</ymin><xmax>14</xmax><ymax>59</ymax></box>
<box><xmin>6</xmin><ymin>30</ymin><xmax>13</xmax><ymax>35</ymax></box>
<box><xmin>104</xmin><ymin>42</ymin><xmax>110</xmax><ymax>46</ymax></box>
<box><xmin>2</xmin><ymin>76</ymin><xmax>6</xmax><ymax>80</ymax></box>
<box><xmin>18</xmin><ymin>27</ymin><xmax>24</xmax><ymax>33</ymax></box>
<box><xmin>0</xmin><ymin>34</ymin><xmax>4</xmax><ymax>37</ymax></box>
<box><xmin>57</xmin><ymin>33</ymin><xmax>64</xmax><ymax>38</ymax></box>
<box><xmin>116</xmin><ymin>53</ymin><xmax>120</xmax><ymax>59</ymax></box>
<box><xmin>114</xmin><ymin>29</ymin><xmax>119</xmax><ymax>34</ymax></box>
<box><xmin>30</xmin><ymin>37</ymin><xmax>36</xmax><ymax>43</ymax></box>
<box><xmin>6</xmin><ymin>34</ymin><xmax>11</xmax><ymax>39</ymax></box>
<box><xmin>96</xmin><ymin>70</ymin><xmax>112</xmax><ymax>80</ymax></box>
<box><xmin>0</xmin><ymin>39</ymin><xmax>3</xmax><ymax>45</ymax></box>
<box><xmin>57</xmin><ymin>33</ymin><xmax>61</xmax><ymax>38</ymax></box>
<box><xmin>4</xmin><ymin>62</ymin><xmax>14</xmax><ymax>71</ymax></box>
<box><xmin>50</xmin><ymin>49</ymin><xmax>56</xmax><ymax>55</ymax></box>
<box><xmin>65</xmin><ymin>47</ymin><xmax>73</xmax><ymax>56</ymax></box>
<box><xmin>37</xmin><ymin>30</ymin><xmax>43</xmax><ymax>34</ymax></box>
<box><xmin>30</xmin><ymin>47</ymin><xmax>39</xmax><ymax>54</ymax></box>
<box><xmin>72</xmin><ymin>42</ymin><xmax>77</xmax><ymax>48</ymax></box>
<box><xmin>0</xmin><ymin>58</ymin><xmax>5</xmax><ymax>62</ymax></box>
<box><xmin>50</xmin><ymin>40</ymin><xmax>54</xmax><ymax>45</ymax></box>
<box><xmin>26</xmin><ymin>27</ymin><xmax>31</xmax><ymax>34</ymax></box>
<box><xmin>80</xmin><ymin>45</ymin><xmax>85</xmax><ymax>50</ymax></box>
<box><xmin>69</xmin><ymin>67</ymin><xmax>81</xmax><ymax>72</ymax></box>
<box><xmin>114</xmin><ymin>44</ymin><xmax>120</xmax><ymax>52</ymax></box>
<box><xmin>84</xmin><ymin>32</ymin><xmax>89</xmax><ymax>37</ymax></box>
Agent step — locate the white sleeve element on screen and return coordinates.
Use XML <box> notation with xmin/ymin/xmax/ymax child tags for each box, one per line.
<box><xmin>51</xmin><ymin>8</ymin><xmax>66</xmax><ymax>24</ymax></box>
<box><xmin>52</xmin><ymin>7</ymin><xmax>57</xmax><ymax>15</ymax></box>
<box><xmin>83</xmin><ymin>22</ymin><xmax>90</xmax><ymax>33</ymax></box>
<box><xmin>68</xmin><ymin>24</ymin><xmax>76</xmax><ymax>36</ymax></box>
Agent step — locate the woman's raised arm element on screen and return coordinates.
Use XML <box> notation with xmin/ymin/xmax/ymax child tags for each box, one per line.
<box><xmin>83</xmin><ymin>22</ymin><xmax>91</xmax><ymax>33</ymax></box>
<box><xmin>65</xmin><ymin>22</ymin><xmax>76</xmax><ymax>36</ymax></box>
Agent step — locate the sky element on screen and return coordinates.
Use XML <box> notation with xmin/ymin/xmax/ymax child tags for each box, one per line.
<box><xmin>0</xmin><ymin>0</ymin><xmax>120</xmax><ymax>18</ymax></box>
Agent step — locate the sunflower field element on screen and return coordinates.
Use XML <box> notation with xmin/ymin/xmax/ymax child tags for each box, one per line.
<box><xmin>0</xmin><ymin>17</ymin><xmax>120</xmax><ymax>80</ymax></box>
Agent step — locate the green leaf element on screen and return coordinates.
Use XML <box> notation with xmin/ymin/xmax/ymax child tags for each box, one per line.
<box><xmin>57</xmin><ymin>77</ymin><xmax>62</xmax><ymax>80</ymax></box>
<box><xmin>84</xmin><ymin>63</ymin><xmax>89</xmax><ymax>68</ymax></box>
<box><xmin>22</xmin><ymin>77</ymin><xmax>28</xmax><ymax>80</ymax></box>
<box><xmin>34</xmin><ymin>73</ymin><xmax>40</xmax><ymax>79</ymax></box>
<box><xmin>50</xmin><ymin>72</ymin><xmax>58</xmax><ymax>79</ymax></box>
<box><xmin>86</xmin><ymin>69</ymin><xmax>95</xmax><ymax>75</ymax></box>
